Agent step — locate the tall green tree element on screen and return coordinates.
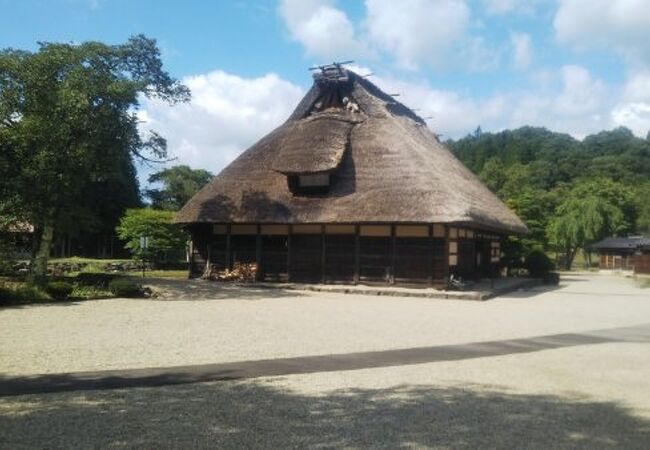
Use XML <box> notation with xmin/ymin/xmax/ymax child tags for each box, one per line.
<box><xmin>449</xmin><ymin>125</ymin><xmax>649</xmax><ymax>272</ymax></box>
<box><xmin>0</xmin><ymin>35</ymin><xmax>190</xmax><ymax>284</ymax></box>
<box><xmin>634</xmin><ymin>182</ymin><xmax>650</xmax><ymax>234</ymax></box>
<box><xmin>116</xmin><ymin>208</ymin><xmax>186</xmax><ymax>264</ymax></box>
<box><xmin>547</xmin><ymin>179</ymin><xmax>636</xmax><ymax>269</ymax></box>
<box><xmin>146</xmin><ymin>165</ymin><xmax>213</xmax><ymax>210</ymax></box>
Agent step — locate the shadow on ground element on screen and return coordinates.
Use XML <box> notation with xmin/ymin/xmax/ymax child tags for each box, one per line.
<box><xmin>0</xmin><ymin>380</ymin><xmax>648</xmax><ymax>449</ymax></box>
<box><xmin>144</xmin><ymin>278</ymin><xmax>309</xmax><ymax>301</ymax></box>
<box><xmin>496</xmin><ymin>284</ymin><xmax>563</xmax><ymax>299</ymax></box>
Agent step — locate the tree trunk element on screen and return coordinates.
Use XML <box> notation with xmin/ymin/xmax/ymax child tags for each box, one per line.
<box><xmin>30</xmin><ymin>220</ymin><xmax>54</xmax><ymax>286</ymax></box>
<box><xmin>565</xmin><ymin>247</ymin><xmax>577</xmax><ymax>270</ymax></box>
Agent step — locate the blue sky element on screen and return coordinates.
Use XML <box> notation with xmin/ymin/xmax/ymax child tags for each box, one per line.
<box><xmin>2</xmin><ymin>0</ymin><xmax>650</xmax><ymax>179</ymax></box>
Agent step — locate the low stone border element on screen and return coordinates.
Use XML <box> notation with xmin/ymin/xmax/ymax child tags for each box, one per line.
<box><xmin>254</xmin><ymin>278</ymin><xmax>540</xmax><ymax>301</ymax></box>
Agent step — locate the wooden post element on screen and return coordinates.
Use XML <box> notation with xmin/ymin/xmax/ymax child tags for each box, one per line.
<box><xmin>287</xmin><ymin>225</ymin><xmax>292</xmax><ymax>282</ymax></box>
<box><xmin>188</xmin><ymin>238</ymin><xmax>194</xmax><ymax>279</ymax></box>
<box><xmin>427</xmin><ymin>224</ymin><xmax>433</xmax><ymax>286</ymax></box>
<box><xmin>390</xmin><ymin>224</ymin><xmax>396</xmax><ymax>285</ymax></box>
<box><xmin>255</xmin><ymin>224</ymin><xmax>262</xmax><ymax>281</ymax></box>
<box><xmin>354</xmin><ymin>224</ymin><xmax>360</xmax><ymax>284</ymax></box>
<box><xmin>225</xmin><ymin>224</ymin><xmax>232</xmax><ymax>270</ymax></box>
<box><xmin>321</xmin><ymin>225</ymin><xmax>326</xmax><ymax>284</ymax></box>
<box><xmin>443</xmin><ymin>224</ymin><xmax>450</xmax><ymax>286</ymax></box>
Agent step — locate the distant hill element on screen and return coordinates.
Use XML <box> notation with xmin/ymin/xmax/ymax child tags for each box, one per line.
<box><xmin>445</xmin><ymin>126</ymin><xmax>650</xmax><ymax>264</ymax></box>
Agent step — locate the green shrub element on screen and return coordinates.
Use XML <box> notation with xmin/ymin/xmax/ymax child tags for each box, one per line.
<box><xmin>70</xmin><ymin>285</ymin><xmax>113</xmax><ymax>300</ymax></box>
<box><xmin>0</xmin><ymin>285</ymin><xmax>51</xmax><ymax>306</ymax></box>
<box><xmin>108</xmin><ymin>278</ymin><xmax>144</xmax><ymax>298</ymax></box>
<box><xmin>80</xmin><ymin>263</ymin><xmax>104</xmax><ymax>274</ymax></box>
<box><xmin>542</xmin><ymin>272</ymin><xmax>560</xmax><ymax>285</ymax></box>
<box><xmin>45</xmin><ymin>281</ymin><xmax>74</xmax><ymax>300</ymax></box>
<box><xmin>524</xmin><ymin>250</ymin><xmax>555</xmax><ymax>278</ymax></box>
<box><xmin>76</xmin><ymin>272</ymin><xmax>119</xmax><ymax>288</ymax></box>
<box><xmin>0</xmin><ymin>259</ymin><xmax>14</xmax><ymax>276</ymax></box>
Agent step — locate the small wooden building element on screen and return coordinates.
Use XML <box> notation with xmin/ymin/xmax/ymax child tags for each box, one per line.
<box><xmin>591</xmin><ymin>236</ymin><xmax>650</xmax><ymax>274</ymax></box>
<box><xmin>175</xmin><ymin>66</ymin><xmax>528</xmax><ymax>285</ymax></box>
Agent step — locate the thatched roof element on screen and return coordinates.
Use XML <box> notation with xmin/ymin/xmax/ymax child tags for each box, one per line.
<box><xmin>272</xmin><ymin>113</ymin><xmax>357</xmax><ymax>175</ymax></box>
<box><xmin>176</xmin><ymin>69</ymin><xmax>528</xmax><ymax>235</ymax></box>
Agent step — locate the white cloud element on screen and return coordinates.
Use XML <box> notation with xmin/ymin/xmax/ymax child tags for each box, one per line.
<box><xmin>365</xmin><ymin>64</ymin><xmax>612</xmax><ymax>139</ymax></box>
<box><xmin>279</xmin><ymin>0</ymin><xmax>366</xmax><ymax>60</ymax></box>
<box><xmin>611</xmin><ymin>71</ymin><xmax>650</xmax><ymax>136</ymax></box>
<box><xmin>611</xmin><ymin>103</ymin><xmax>650</xmax><ymax>136</ymax></box>
<box><xmin>140</xmin><ymin>70</ymin><xmax>304</xmax><ymax>175</ymax></box>
<box><xmin>483</xmin><ymin>0</ymin><xmax>543</xmax><ymax>15</ymax></box>
<box><xmin>510</xmin><ymin>32</ymin><xmax>533</xmax><ymax>70</ymax></box>
<box><xmin>499</xmin><ymin>66</ymin><xmax>609</xmax><ymax>137</ymax></box>
<box><xmin>554</xmin><ymin>0</ymin><xmax>650</xmax><ymax>65</ymax></box>
<box><xmin>364</xmin><ymin>0</ymin><xmax>472</xmax><ymax>70</ymax></box>
<box><xmin>278</xmin><ymin>0</ymin><xmax>498</xmax><ymax>71</ymax></box>
<box><xmin>553</xmin><ymin>65</ymin><xmax>607</xmax><ymax>116</ymax></box>
<box><xmin>621</xmin><ymin>71</ymin><xmax>650</xmax><ymax>103</ymax></box>
<box><xmin>363</xmin><ymin>72</ymin><xmax>505</xmax><ymax>137</ymax></box>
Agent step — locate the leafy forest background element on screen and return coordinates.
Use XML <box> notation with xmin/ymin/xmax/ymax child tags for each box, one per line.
<box><xmin>448</xmin><ymin>126</ymin><xmax>650</xmax><ymax>269</ymax></box>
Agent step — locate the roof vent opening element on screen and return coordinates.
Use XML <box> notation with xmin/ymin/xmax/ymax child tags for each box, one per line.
<box><xmin>287</xmin><ymin>173</ymin><xmax>331</xmax><ymax>195</ymax></box>
<box><xmin>299</xmin><ymin>173</ymin><xmax>330</xmax><ymax>187</ymax></box>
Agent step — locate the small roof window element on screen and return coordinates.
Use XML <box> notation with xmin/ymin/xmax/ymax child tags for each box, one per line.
<box><xmin>299</xmin><ymin>173</ymin><xmax>330</xmax><ymax>187</ymax></box>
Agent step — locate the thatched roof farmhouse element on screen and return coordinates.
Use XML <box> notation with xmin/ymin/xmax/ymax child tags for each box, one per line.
<box><xmin>176</xmin><ymin>65</ymin><xmax>527</xmax><ymax>284</ymax></box>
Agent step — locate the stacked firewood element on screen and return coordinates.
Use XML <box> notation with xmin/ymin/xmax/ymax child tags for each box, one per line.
<box><xmin>204</xmin><ymin>262</ymin><xmax>257</xmax><ymax>282</ymax></box>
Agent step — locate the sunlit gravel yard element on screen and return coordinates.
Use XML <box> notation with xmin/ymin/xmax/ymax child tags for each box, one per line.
<box><xmin>1</xmin><ymin>274</ymin><xmax>649</xmax><ymax>376</ymax></box>
<box><xmin>1</xmin><ymin>273</ymin><xmax>649</xmax><ymax>449</ymax></box>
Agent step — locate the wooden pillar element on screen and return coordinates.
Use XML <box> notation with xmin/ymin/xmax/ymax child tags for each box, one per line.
<box><xmin>206</xmin><ymin>244</ymin><xmax>212</xmax><ymax>276</ymax></box>
<box><xmin>427</xmin><ymin>224</ymin><xmax>433</xmax><ymax>286</ymax></box>
<box><xmin>287</xmin><ymin>225</ymin><xmax>292</xmax><ymax>282</ymax></box>
<box><xmin>225</xmin><ymin>224</ymin><xmax>232</xmax><ymax>270</ymax></box>
<box><xmin>354</xmin><ymin>224</ymin><xmax>360</xmax><ymax>284</ymax></box>
<box><xmin>390</xmin><ymin>224</ymin><xmax>396</xmax><ymax>285</ymax></box>
<box><xmin>443</xmin><ymin>224</ymin><xmax>450</xmax><ymax>284</ymax></box>
<box><xmin>321</xmin><ymin>225</ymin><xmax>326</xmax><ymax>284</ymax></box>
<box><xmin>187</xmin><ymin>238</ymin><xmax>194</xmax><ymax>279</ymax></box>
<box><xmin>255</xmin><ymin>225</ymin><xmax>262</xmax><ymax>281</ymax></box>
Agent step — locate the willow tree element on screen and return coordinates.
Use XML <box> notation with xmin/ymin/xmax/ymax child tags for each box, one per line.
<box><xmin>547</xmin><ymin>179</ymin><xmax>635</xmax><ymax>269</ymax></box>
<box><xmin>0</xmin><ymin>35</ymin><xmax>189</xmax><ymax>285</ymax></box>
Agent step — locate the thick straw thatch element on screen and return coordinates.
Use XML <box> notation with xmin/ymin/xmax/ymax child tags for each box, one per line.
<box><xmin>272</xmin><ymin>114</ymin><xmax>356</xmax><ymax>174</ymax></box>
<box><xmin>176</xmin><ymin>70</ymin><xmax>528</xmax><ymax>235</ymax></box>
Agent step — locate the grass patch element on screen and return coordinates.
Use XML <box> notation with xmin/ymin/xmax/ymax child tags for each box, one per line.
<box><xmin>0</xmin><ymin>283</ymin><xmax>52</xmax><ymax>306</ymax></box>
<box><xmin>124</xmin><ymin>269</ymin><xmax>188</xmax><ymax>280</ymax></box>
<box><xmin>0</xmin><ymin>268</ymin><xmax>161</xmax><ymax>306</ymax></box>
<box><xmin>70</xmin><ymin>284</ymin><xmax>113</xmax><ymax>300</ymax></box>
<box><xmin>48</xmin><ymin>257</ymin><xmax>132</xmax><ymax>265</ymax></box>
<box><xmin>640</xmin><ymin>279</ymin><xmax>650</xmax><ymax>289</ymax></box>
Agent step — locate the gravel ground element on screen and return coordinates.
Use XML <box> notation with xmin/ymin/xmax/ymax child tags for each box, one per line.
<box><xmin>1</xmin><ymin>343</ymin><xmax>648</xmax><ymax>449</ymax></box>
<box><xmin>1</xmin><ymin>274</ymin><xmax>649</xmax><ymax>376</ymax></box>
<box><xmin>1</xmin><ymin>273</ymin><xmax>649</xmax><ymax>448</ymax></box>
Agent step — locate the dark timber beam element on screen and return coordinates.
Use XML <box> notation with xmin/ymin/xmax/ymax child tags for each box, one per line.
<box><xmin>255</xmin><ymin>224</ymin><xmax>262</xmax><ymax>282</ymax></box>
<box><xmin>188</xmin><ymin>239</ymin><xmax>194</xmax><ymax>279</ymax></box>
<box><xmin>225</xmin><ymin>224</ymin><xmax>232</xmax><ymax>270</ymax></box>
<box><xmin>354</xmin><ymin>224</ymin><xmax>360</xmax><ymax>284</ymax></box>
<box><xmin>390</xmin><ymin>224</ymin><xmax>396</xmax><ymax>285</ymax></box>
<box><xmin>321</xmin><ymin>224</ymin><xmax>326</xmax><ymax>283</ymax></box>
<box><xmin>443</xmin><ymin>224</ymin><xmax>450</xmax><ymax>285</ymax></box>
<box><xmin>427</xmin><ymin>224</ymin><xmax>433</xmax><ymax>286</ymax></box>
<box><xmin>287</xmin><ymin>225</ymin><xmax>292</xmax><ymax>282</ymax></box>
